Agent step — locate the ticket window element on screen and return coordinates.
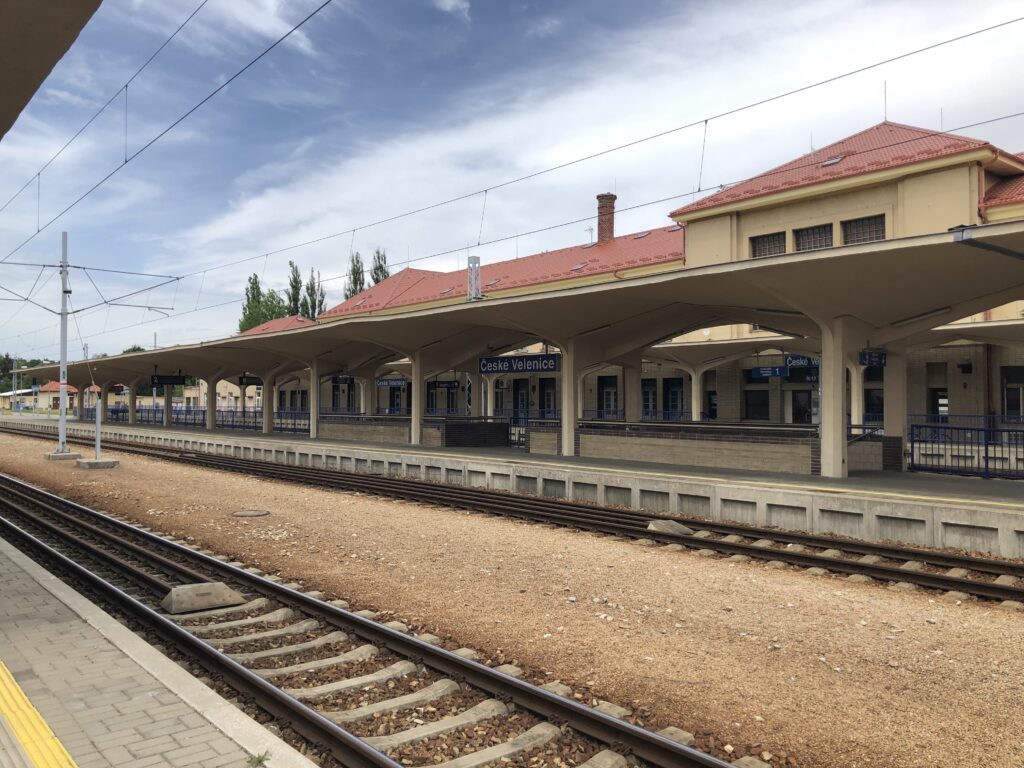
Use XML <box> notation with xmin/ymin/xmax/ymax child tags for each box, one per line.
<box><xmin>641</xmin><ymin>378</ymin><xmax>657</xmax><ymax>418</ymax></box>
<box><xmin>790</xmin><ymin>390</ymin><xmax>813</xmax><ymax>424</ymax></box>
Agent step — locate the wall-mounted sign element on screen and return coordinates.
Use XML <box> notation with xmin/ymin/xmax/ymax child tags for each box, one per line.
<box><xmin>376</xmin><ymin>376</ymin><xmax>407</xmax><ymax>387</ymax></box>
<box><xmin>749</xmin><ymin>366</ymin><xmax>788</xmax><ymax>380</ymax></box>
<box><xmin>785</xmin><ymin>355</ymin><xmax>819</xmax><ymax>368</ymax></box>
<box><xmin>479</xmin><ymin>353</ymin><xmax>560</xmax><ymax>374</ymax></box>
<box><xmin>331</xmin><ymin>375</ymin><xmax>353</xmax><ymax>385</ymax></box>
<box><xmin>151</xmin><ymin>375</ymin><xmax>186</xmax><ymax>387</ymax></box>
<box><xmin>430</xmin><ymin>381</ymin><xmax>460</xmax><ymax>389</ymax></box>
<box><xmin>238</xmin><ymin>375</ymin><xmax>262</xmax><ymax>386</ymax></box>
<box><xmin>858</xmin><ymin>350</ymin><xmax>887</xmax><ymax>367</ymax></box>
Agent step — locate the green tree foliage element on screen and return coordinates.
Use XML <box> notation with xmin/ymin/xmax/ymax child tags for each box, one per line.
<box><xmin>238</xmin><ymin>274</ymin><xmax>288</xmax><ymax>332</ymax></box>
<box><xmin>286</xmin><ymin>261</ymin><xmax>303</xmax><ymax>316</ymax></box>
<box><xmin>122</xmin><ymin>345</ymin><xmax>146</xmax><ymax>353</ymax></box>
<box><xmin>298</xmin><ymin>268</ymin><xmax>326</xmax><ymax>320</ymax></box>
<box><xmin>370</xmin><ymin>248</ymin><xmax>390</xmax><ymax>285</ymax></box>
<box><xmin>344</xmin><ymin>251</ymin><xmax>366</xmax><ymax>299</ymax></box>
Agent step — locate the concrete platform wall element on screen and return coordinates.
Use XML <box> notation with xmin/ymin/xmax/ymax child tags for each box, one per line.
<box><xmin>5</xmin><ymin>418</ymin><xmax>1021</xmax><ymax>559</ymax></box>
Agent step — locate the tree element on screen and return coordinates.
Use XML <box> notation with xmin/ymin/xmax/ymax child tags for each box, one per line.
<box><xmin>122</xmin><ymin>345</ymin><xmax>146</xmax><ymax>354</ymax></box>
<box><xmin>238</xmin><ymin>274</ymin><xmax>287</xmax><ymax>332</ymax></box>
<box><xmin>286</xmin><ymin>261</ymin><xmax>302</xmax><ymax>316</ymax></box>
<box><xmin>344</xmin><ymin>251</ymin><xmax>366</xmax><ymax>299</ymax></box>
<box><xmin>299</xmin><ymin>268</ymin><xmax>326</xmax><ymax>320</ymax></box>
<box><xmin>370</xmin><ymin>248</ymin><xmax>390</xmax><ymax>285</ymax></box>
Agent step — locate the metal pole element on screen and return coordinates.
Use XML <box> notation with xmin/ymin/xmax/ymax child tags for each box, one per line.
<box><xmin>57</xmin><ymin>232</ymin><xmax>69</xmax><ymax>453</ymax></box>
<box><xmin>95</xmin><ymin>386</ymin><xmax>101</xmax><ymax>459</ymax></box>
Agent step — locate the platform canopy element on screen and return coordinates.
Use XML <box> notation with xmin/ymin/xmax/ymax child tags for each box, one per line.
<box><xmin>0</xmin><ymin>1</ymin><xmax>100</xmax><ymax>141</ymax></box>
<box><xmin>22</xmin><ymin>219</ymin><xmax>1024</xmax><ymax>386</ymax></box>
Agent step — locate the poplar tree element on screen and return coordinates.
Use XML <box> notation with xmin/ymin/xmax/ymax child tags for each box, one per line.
<box><xmin>299</xmin><ymin>268</ymin><xmax>327</xmax><ymax>319</ymax></box>
<box><xmin>344</xmin><ymin>252</ymin><xmax>366</xmax><ymax>299</ymax></box>
<box><xmin>370</xmin><ymin>248</ymin><xmax>390</xmax><ymax>285</ymax></box>
<box><xmin>286</xmin><ymin>261</ymin><xmax>303</xmax><ymax>316</ymax></box>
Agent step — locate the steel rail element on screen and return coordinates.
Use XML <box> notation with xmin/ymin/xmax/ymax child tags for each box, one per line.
<box><xmin>0</xmin><ymin>472</ymin><xmax>732</xmax><ymax>768</ymax></box>
<box><xmin>4</xmin><ymin>424</ymin><xmax>1024</xmax><ymax>594</ymax></box>
<box><xmin>0</xmin><ymin>478</ymin><xmax>212</xmax><ymax>585</ymax></box>
<box><xmin>0</xmin><ymin>514</ymin><xmax>405</xmax><ymax>768</ymax></box>
<box><xmin>0</xmin><ymin>494</ymin><xmax>174</xmax><ymax>595</ymax></box>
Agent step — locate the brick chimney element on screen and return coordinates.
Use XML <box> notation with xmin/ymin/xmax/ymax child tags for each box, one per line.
<box><xmin>596</xmin><ymin>192</ymin><xmax>616</xmax><ymax>243</ymax></box>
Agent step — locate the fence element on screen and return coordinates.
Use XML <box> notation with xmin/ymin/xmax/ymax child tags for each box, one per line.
<box><xmin>909</xmin><ymin>423</ymin><xmax>1024</xmax><ymax>478</ymax></box>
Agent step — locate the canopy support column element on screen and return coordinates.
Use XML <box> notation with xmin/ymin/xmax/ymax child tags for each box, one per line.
<box><xmin>820</xmin><ymin>317</ymin><xmax>856</xmax><ymax>478</ymax></box>
<box><xmin>883</xmin><ymin>350</ymin><xmax>908</xmax><ymax>469</ymax></box>
<box><xmin>99</xmin><ymin>383</ymin><xmax>110</xmax><ymax>423</ymax></box>
<box><xmin>309</xmin><ymin>358</ymin><xmax>321</xmax><ymax>439</ymax></box>
<box><xmin>162</xmin><ymin>388</ymin><xmax>172</xmax><ymax>427</ymax></box>
<box><xmin>410</xmin><ymin>352</ymin><xmax>424</xmax><ymax>445</ymax></box>
<box><xmin>76</xmin><ymin>388</ymin><xmax>85</xmax><ymax>421</ymax></box>
<box><xmin>469</xmin><ymin>372</ymin><xmax>483</xmax><ymax>417</ymax></box>
<box><xmin>622</xmin><ymin>355</ymin><xmax>643</xmax><ymax>422</ymax></box>
<box><xmin>262</xmin><ymin>375</ymin><xmax>276</xmax><ymax>434</ymax></box>
<box><xmin>848</xmin><ymin>363</ymin><xmax>866</xmax><ymax>428</ymax></box>
<box><xmin>205</xmin><ymin>377</ymin><xmax>218</xmax><ymax>430</ymax></box>
<box><xmin>560</xmin><ymin>341</ymin><xmax>578</xmax><ymax>456</ymax></box>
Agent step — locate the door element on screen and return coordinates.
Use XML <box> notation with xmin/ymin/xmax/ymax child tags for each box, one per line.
<box><xmin>928</xmin><ymin>388</ymin><xmax>949</xmax><ymax>421</ymax></box>
<box><xmin>539</xmin><ymin>377</ymin><xmax>556</xmax><ymax>417</ymax></box>
<box><xmin>389</xmin><ymin>386</ymin><xmax>403</xmax><ymax>413</ymax></box>
<box><xmin>641</xmin><ymin>378</ymin><xmax>657</xmax><ymax>419</ymax></box>
<box><xmin>512</xmin><ymin>379</ymin><xmax>529</xmax><ymax>418</ymax></box>
<box><xmin>597</xmin><ymin>375</ymin><xmax>618</xmax><ymax>418</ymax></box>
<box><xmin>705</xmin><ymin>391</ymin><xmax>718</xmax><ymax>420</ymax></box>
<box><xmin>662</xmin><ymin>378</ymin><xmax>684</xmax><ymax>420</ymax></box>
<box><xmin>791</xmin><ymin>390</ymin><xmax>812</xmax><ymax>424</ymax></box>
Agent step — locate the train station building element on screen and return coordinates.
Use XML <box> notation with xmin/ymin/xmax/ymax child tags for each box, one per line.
<box><xmin>24</xmin><ymin>122</ymin><xmax>1024</xmax><ymax>480</ymax></box>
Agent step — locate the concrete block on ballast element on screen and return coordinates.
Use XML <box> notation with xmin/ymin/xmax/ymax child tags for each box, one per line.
<box><xmin>161</xmin><ymin>582</ymin><xmax>247</xmax><ymax>614</ymax></box>
<box><xmin>76</xmin><ymin>458</ymin><xmax>119</xmax><ymax>470</ymax></box>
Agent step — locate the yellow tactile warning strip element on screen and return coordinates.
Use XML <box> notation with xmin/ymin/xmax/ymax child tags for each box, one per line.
<box><xmin>0</xmin><ymin>661</ymin><xmax>77</xmax><ymax>768</ymax></box>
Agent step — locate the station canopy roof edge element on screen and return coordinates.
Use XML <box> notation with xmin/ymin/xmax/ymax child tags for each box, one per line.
<box><xmin>21</xmin><ymin>219</ymin><xmax>1024</xmax><ymax>386</ymax></box>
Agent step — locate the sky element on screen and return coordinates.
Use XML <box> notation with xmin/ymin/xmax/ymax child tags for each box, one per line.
<box><xmin>1</xmin><ymin>0</ymin><xmax>1023</xmax><ymax>360</ymax></box>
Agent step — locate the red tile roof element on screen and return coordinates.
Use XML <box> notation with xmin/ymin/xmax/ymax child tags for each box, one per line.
<box><xmin>670</xmin><ymin>122</ymin><xmax>993</xmax><ymax>219</ymax></box>
<box><xmin>985</xmin><ymin>167</ymin><xmax>1024</xmax><ymax>209</ymax></box>
<box><xmin>320</xmin><ymin>225</ymin><xmax>686</xmax><ymax>319</ymax></box>
<box><xmin>39</xmin><ymin>381</ymin><xmax>76</xmax><ymax>393</ymax></box>
<box><xmin>239</xmin><ymin>315</ymin><xmax>315</xmax><ymax>336</ymax></box>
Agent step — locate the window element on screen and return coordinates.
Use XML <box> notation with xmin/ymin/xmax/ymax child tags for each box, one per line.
<box><xmin>751</xmin><ymin>231</ymin><xmax>786</xmax><ymax>258</ymax></box>
<box><xmin>794</xmin><ymin>223</ymin><xmax>833</xmax><ymax>252</ymax></box>
<box><xmin>865</xmin><ymin>365</ymin><xmax>884</xmax><ymax>383</ymax></box>
<box><xmin>744</xmin><ymin>389</ymin><xmax>770</xmax><ymax>420</ymax></box>
<box><xmin>842</xmin><ymin>214</ymin><xmax>885</xmax><ymax>245</ymax></box>
<box><xmin>1004</xmin><ymin>366</ymin><xmax>1024</xmax><ymax>421</ymax></box>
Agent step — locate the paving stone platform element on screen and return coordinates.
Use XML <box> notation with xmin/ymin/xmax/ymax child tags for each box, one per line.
<box><xmin>0</xmin><ymin>537</ymin><xmax>316</xmax><ymax>768</ymax></box>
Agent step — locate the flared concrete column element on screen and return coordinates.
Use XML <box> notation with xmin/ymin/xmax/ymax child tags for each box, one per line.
<box><xmin>99</xmin><ymin>383</ymin><xmax>110</xmax><ymax>423</ymax></box>
<box><xmin>484</xmin><ymin>375</ymin><xmax>496</xmax><ymax>417</ymax></box>
<box><xmin>163</xmin><ymin>388</ymin><xmax>172</xmax><ymax>427</ymax></box>
<box><xmin>261</xmin><ymin>375</ymin><xmax>275</xmax><ymax>434</ymax></box>
<box><xmin>622</xmin><ymin>359</ymin><xmax>642</xmax><ymax>422</ymax></box>
<box><xmin>848</xmin><ymin>364</ymin><xmax>866</xmax><ymax>427</ymax></box>
<box><xmin>205</xmin><ymin>378</ymin><xmax>217</xmax><ymax>430</ymax></box>
<box><xmin>308</xmin><ymin>359</ymin><xmax>321</xmax><ymax>439</ymax></box>
<box><xmin>469</xmin><ymin>372</ymin><xmax>483</xmax><ymax>417</ymax></box>
<box><xmin>690</xmin><ymin>369</ymin><xmax>704</xmax><ymax>421</ymax></box>
<box><xmin>76</xmin><ymin>389</ymin><xmax>85</xmax><ymax>420</ymax></box>
<box><xmin>128</xmin><ymin>386</ymin><xmax>137</xmax><ymax>425</ymax></box>
<box><xmin>820</xmin><ymin>319</ymin><xmax>851</xmax><ymax>478</ymax></box>
<box><xmin>560</xmin><ymin>341</ymin><xmax>578</xmax><ymax>456</ymax></box>
<box><xmin>410</xmin><ymin>352</ymin><xmax>425</xmax><ymax>445</ymax></box>
<box><xmin>883</xmin><ymin>352</ymin><xmax>908</xmax><ymax>440</ymax></box>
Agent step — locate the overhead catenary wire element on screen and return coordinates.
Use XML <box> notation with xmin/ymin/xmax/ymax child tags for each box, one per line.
<box><xmin>2</xmin><ymin>13</ymin><xmax>1020</xmax><ymax>276</ymax></box>
<box><xmin>0</xmin><ymin>0</ymin><xmax>336</xmax><ymax>264</ymax></box>
<box><xmin>6</xmin><ymin>104</ymin><xmax>1024</xmax><ymax>354</ymax></box>
<box><xmin>0</xmin><ymin>0</ymin><xmax>211</xmax><ymax>217</ymax></box>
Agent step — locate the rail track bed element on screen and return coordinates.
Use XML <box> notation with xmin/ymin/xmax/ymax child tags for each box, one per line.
<box><xmin>4</xmin><ymin>424</ymin><xmax>1023</xmax><ymax>607</ymax></box>
<box><xmin>0</xmin><ymin>471</ymin><xmax>738</xmax><ymax>768</ymax></box>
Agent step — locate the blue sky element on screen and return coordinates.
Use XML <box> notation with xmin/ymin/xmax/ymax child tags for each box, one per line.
<box><xmin>1</xmin><ymin>0</ymin><xmax>1023</xmax><ymax>359</ymax></box>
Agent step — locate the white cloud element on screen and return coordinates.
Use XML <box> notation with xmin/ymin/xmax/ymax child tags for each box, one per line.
<box><xmin>432</xmin><ymin>0</ymin><xmax>470</xmax><ymax>22</ymax></box>
<box><xmin>525</xmin><ymin>16</ymin><xmax>562</xmax><ymax>39</ymax></box>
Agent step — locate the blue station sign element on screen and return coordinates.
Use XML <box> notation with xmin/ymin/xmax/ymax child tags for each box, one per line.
<box><xmin>784</xmin><ymin>355</ymin><xmax>819</xmax><ymax>368</ymax></box>
<box><xmin>749</xmin><ymin>366</ymin><xmax>788</xmax><ymax>380</ymax></box>
<box><xmin>479</xmin><ymin>353</ymin><xmax>560</xmax><ymax>374</ymax></box>
<box><xmin>858</xmin><ymin>349</ymin><xmax>888</xmax><ymax>367</ymax></box>
<box><xmin>376</xmin><ymin>376</ymin><xmax>407</xmax><ymax>387</ymax></box>
<box><xmin>430</xmin><ymin>380</ymin><xmax>460</xmax><ymax>389</ymax></box>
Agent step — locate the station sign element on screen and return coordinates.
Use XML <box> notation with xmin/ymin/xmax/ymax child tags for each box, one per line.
<box><xmin>431</xmin><ymin>381</ymin><xmax>460</xmax><ymax>389</ymax></box>
<box><xmin>784</xmin><ymin>355</ymin><xmax>819</xmax><ymax>368</ymax></box>
<box><xmin>237</xmin><ymin>375</ymin><xmax>262</xmax><ymax>386</ymax></box>
<box><xmin>479</xmin><ymin>353</ymin><xmax>560</xmax><ymax>374</ymax></box>
<box><xmin>376</xmin><ymin>376</ymin><xmax>407</xmax><ymax>387</ymax></box>
<box><xmin>331</xmin><ymin>375</ymin><xmax>353</xmax><ymax>385</ymax></box>
<box><xmin>151</xmin><ymin>374</ymin><xmax>186</xmax><ymax>387</ymax></box>
<box><xmin>749</xmin><ymin>366</ymin><xmax>788</xmax><ymax>380</ymax></box>
<box><xmin>858</xmin><ymin>349</ymin><xmax>887</xmax><ymax>367</ymax></box>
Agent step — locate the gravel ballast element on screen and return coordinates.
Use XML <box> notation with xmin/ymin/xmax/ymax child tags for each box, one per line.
<box><xmin>2</xmin><ymin>433</ymin><xmax>1023</xmax><ymax>768</ymax></box>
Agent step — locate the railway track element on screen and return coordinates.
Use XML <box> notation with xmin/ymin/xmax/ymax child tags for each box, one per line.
<box><xmin>0</xmin><ymin>472</ymin><xmax>734</xmax><ymax>768</ymax></box>
<box><xmin>4</xmin><ymin>422</ymin><xmax>1024</xmax><ymax>605</ymax></box>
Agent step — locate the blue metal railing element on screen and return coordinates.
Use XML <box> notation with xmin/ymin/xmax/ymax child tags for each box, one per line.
<box><xmin>909</xmin><ymin>423</ymin><xmax>1024</xmax><ymax>479</ymax></box>
<box><xmin>582</xmin><ymin>408</ymin><xmax>624</xmax><ymax>421</ymax></box>
<box><xmin>425</xmin><ymin>407</ymin><xmax>469</xmax><ymax>417</ymax></box>
<box><xmin>375</xmin><ymin>406</ymin><xmax>409</xmax><ymax>416</ymax></box>
<box><xmin>641</xmin><ymin>409</ymin><xmax>692</xmax><ymax>422</ymax></box>
<box><xmin>274</xmin><ymin>409</ymin><xmax>309</xmax><ymax>433</ymax></box>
